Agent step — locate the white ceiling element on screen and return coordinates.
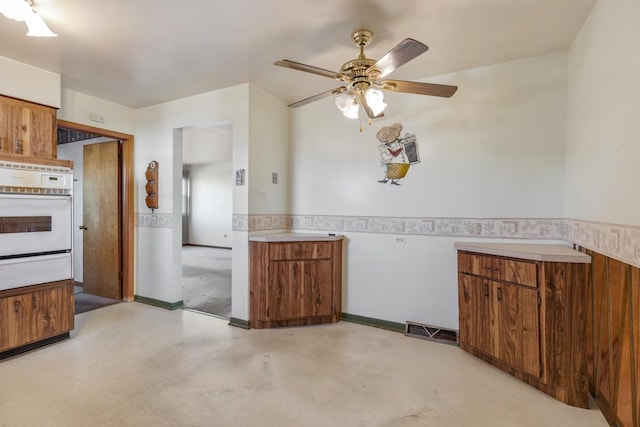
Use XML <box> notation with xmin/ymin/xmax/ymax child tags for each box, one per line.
<box><xmin>0</xmin><ymin>0</ymin><xmax>596</xmax><ymax>109</ymax></box>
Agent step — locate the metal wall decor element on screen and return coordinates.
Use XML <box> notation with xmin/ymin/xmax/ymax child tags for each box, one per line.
<box><xmin>376</xmin><ymin>123</ymin><xmax>419</xmax><ymax>185</ymax></box>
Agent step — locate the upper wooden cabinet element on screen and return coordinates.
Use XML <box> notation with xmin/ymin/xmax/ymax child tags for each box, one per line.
<box><xmin>455</xmin><ymin>243</ymin><xmax>591</xmax><ymax>408</ymax></box>
<box><xmin>0</xmin><ymin>95</ymin><xmax>57</xmax><ymax>159</ymax></box>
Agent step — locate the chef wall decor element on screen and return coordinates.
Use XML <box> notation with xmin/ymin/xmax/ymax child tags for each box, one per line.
<box><xmin>376</xmin><ymin>123</ymin><xmax>419</xmax><ymax>185</ymax></box>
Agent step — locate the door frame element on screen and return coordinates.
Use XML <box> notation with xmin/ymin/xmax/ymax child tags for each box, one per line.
<box><xmin>57</xmin><ymin>119</ymin><xmax>135</xmax><ymax>301</ymax></box>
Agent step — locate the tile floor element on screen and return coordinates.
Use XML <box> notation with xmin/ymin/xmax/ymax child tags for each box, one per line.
<box><xmin>0</xmin><ymin>303</ymin><xmax>608</xmax><ymax>427</ymax></box>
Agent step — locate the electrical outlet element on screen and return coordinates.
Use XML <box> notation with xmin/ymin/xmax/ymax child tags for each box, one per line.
<box><xmin>272</xmin><ymin>172</ymin><xmax>278</xmax><ymax>184</ymax></box>
<box><xmin>394</xmin><ymin>236</ymin><xmax>407</xmax><ymax>244</ymax></box>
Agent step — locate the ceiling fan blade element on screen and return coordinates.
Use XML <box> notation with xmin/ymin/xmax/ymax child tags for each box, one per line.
<box><xmin>275</xmin><ymin>60</ymin><xmax>349</xmax><ymax>82</ymax></box>
<box><xmin>378</xmin><ymin>80</ymin><xmax>458</xmax><ymax>97</ymax></box>
<box><xmin>369</xmin><ymin>38</ymin><xmax>429</xmax><ymax>80</ymax></box>
<box><xmin>288</xmin><ymin>87</ymin><xmax>348</xmax><ymax>108</ymax></box>
<box><xmin>357</xmin><ymin>93</ymin><xmax>384</xmax><ymax>120</ymax></box>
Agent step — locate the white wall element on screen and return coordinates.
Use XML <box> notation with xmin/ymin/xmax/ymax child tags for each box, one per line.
<box><xmin>566</xmin><ymin>0</ymin><xmax>640</xmax><ymax>226</ymax></box>
<box><xmin>186</xmin><ymin>161</ymin><xmax>233</xmax><ymax>248</ymax></box>
<box><xmin>248</xmin><ymin>85</ymin><xmax>289</xmax><ymax>214</ymax></box>
<box><xmin>290</xmin><ymin>53</ymin><xmax>569</xmax><ymax>328</ymax></box>
<box><xmin>0</xmin><ymin>55</ymin><xmax>60</xmax><ymax>107</ymax></box>
<box><xmin>135</xmin><ymin>84</ymin><xmax>253</xmax><ymax>317</ymax></box>
<box><xmin>58</xmin><ymin>88</ymin><xmax>136</xmax><ymax>135</ymax></box>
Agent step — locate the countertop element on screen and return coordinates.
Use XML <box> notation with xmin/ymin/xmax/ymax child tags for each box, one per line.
<box><xmin>249</xmin><ymin>232</ymin><xmax>344</xmax><ymax>242</ymax></box>
<box><xmin>454</xmin><ymin>242</ymin><xmax>591</xmax><ymax>263</ymax></box>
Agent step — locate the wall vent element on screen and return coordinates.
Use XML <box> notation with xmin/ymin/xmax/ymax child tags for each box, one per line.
<box><xmin>405</xmin><ymin>321</ymin><xmax>459</xmax><ymax>346</ymax></box>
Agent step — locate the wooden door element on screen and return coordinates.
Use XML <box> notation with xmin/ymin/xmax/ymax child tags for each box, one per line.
<box><xmin>82</xmin><ymin>141</ymin><xmax>121</xmax><ymax>299</ymax></box>
<box><xmin>301</xmin><ymin>260</ymin><xmax>333</xmax><ymax>317</ymax></box>
<box><xmin>496</xmin><ymin>281</ymin><xmax>540</xmax><ymax>377</ymax></box>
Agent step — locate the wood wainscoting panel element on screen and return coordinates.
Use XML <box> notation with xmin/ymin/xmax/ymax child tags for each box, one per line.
<box><xmin>584</xmin><ymin>249</ymin><xmax>639</xmax><ymax>427</ymax></box>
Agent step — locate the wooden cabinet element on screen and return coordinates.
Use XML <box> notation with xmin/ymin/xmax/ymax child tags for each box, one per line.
<box><xmin>250</xmin><ymin>238</ymin><xmax>343</xmax><ymax>329</ymax></box>
<box><xmin>0</xmin><ymin>280</ymin><xmax>74</xmax><ymax>354</ymax></box>
<box><xmin>0</xmin><ymin>95</ymin><xmax>57</xmax><ymax>159</ymax></box>
<box><xmin>456</xmin><ymin>243</ymin><xmax>591</xmax><ymax>408</ymax></box>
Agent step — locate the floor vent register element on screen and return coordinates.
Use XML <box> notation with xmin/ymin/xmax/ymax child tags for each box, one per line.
<box><xmin>404</xmin><ymin>321</ymin><xmax>459</xmax><ymax>346</ymax></box>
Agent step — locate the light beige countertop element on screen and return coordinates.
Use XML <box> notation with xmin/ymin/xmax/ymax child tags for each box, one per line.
<box><xmin>249</xmin><ymin>232</ymin><xmax>344</xmax><ymax>242</ymax></box>
<box><xmin>454</xmin><ymin>241</ymin><xmax>591</xmax><ymax>263</ymax></box>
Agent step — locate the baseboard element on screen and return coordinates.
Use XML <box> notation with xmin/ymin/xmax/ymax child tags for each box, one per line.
<box><xmin>134</xmin><ymin>295</ymin><xmax>184</xmax><ymax>310</ymax></box>
<box><xmin>228</xmin><ymin>317</ymin><xmax>250</xmax><ymax>329</ymax></box>
<box><xmin>341</xmin><ymin>312</ymin><xmax>405</xmax><ymax>333</ymax></box>
<box><xmin>0</xmin><ymin>333</ymin><xmax>70</xmax><ymax>360</ymax></box>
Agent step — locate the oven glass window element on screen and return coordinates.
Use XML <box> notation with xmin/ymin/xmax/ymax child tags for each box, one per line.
<box><xmin>0</xmin><ymin>216</ymin><xmax>52</xmax><ymax>233</ymax></box>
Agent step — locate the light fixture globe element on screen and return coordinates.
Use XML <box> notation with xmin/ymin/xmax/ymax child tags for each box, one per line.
<box><xmin>0</xmin><ymin>0</ymin><xmax>33</xmax><ymax>21</ymax></box>
<box><xmin>26</xmin><ymin>12</ymin><xmax>56</xmax><ymax>37</ymax></box>
<box><xmin>365</xmin><ymin>88</ymin><xmax>387</xmax><ymax>116</ymax></box>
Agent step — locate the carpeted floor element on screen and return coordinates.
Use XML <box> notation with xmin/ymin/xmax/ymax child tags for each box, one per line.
<box><xmin>74</xmin><ymin>285</ymin><xmax>120</xmax><ymax>314</ymax></box>
<box><xmin>181</xmin><ymin>245</ymin><xmax>231</xmax><ymax>318</ymax></box>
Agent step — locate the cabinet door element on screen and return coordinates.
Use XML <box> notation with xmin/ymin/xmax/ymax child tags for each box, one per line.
<box><xmin>0</xmin><ymin>96</ymin><xmax>56</xmax><ymax>158</ymax></box>
<box><xmin>267</xmin><ymin>260</ymin><xmax>303</xmax><ymax>320</ymax></box>
<box><xmin>301</xmin><ymin>259</ymin><xmax>333</xmax><ymax>317</ymax></box>
<box><xmin>476</xmin><ymin>279</ymin><xmax>497</xmax><ymax>356</ymax></box>
<box><xmin>32</xmin><ymin>286</ymin><xmax>73</xmax><ymax>340</ymax></box>
<box><xmin>458</xmin><ymin>274</ymin><xmax>496</xmax><ymax>355</ymax></box>
<box><xmin>0</xmin><ymin>100</ymin><xmax>11</xmax><ymax>153</ymax></box>
<box><xmin>17</xmin><ymin>104</ymin><xmax>55</xmax><ymax>158</ymax></box>
<box><xmin>0</xmin><ymin>294</ymin><xmax>34</xmax><ymax>350</ymax></box>
<box><xmin>495</xmin><ymin>281</ymin><xmax>540</xmax><ymax>377</ymax></box>
<box><xmin>458</xmin><ymin>273</ymin><xmax>475</xmax><ymax>347</ymax></box>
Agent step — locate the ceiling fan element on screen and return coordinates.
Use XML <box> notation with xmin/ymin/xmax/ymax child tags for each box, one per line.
<box><xmin>274</xmin><ymin>29</ymin><xmax>458</xmax><ymax>120</ymax></box>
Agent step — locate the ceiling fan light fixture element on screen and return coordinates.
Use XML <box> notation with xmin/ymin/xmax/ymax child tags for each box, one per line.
<box><xmin>0</xmin><ymin>0</ymin><xmax>33</xmax><ymax>21</ymax></box>
<box><xmin>343</xmin><ymin>101</ymin><xmax>359</xmax><ymax>119</ymax></box>
<box><xmin>364</xmin><ymin>88</ymin><xmax>387</xmax><ymax>116</ymax></box>
<box><xmin>335</xmin><ymin>92</ymin><xmax>359</xmax><ymax>119</ymax></box>
<box><xmin>25</xmin><ymin>11</ymin><xmax>56</xmax><ymax>37</ymax></box>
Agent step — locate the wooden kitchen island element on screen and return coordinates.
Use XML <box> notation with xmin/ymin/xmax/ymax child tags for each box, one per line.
<box><xmin>249</xmin><ymin>233</ymin><xmax>343</xmax><ymax>329</ymax></box>
<box><xmin>455</xmin><ymin>242</ymin><xmax>591</xmax><ymax>408</ymax></box>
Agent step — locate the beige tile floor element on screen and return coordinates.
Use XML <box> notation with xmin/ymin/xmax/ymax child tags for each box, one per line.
<box><xmin>0</xmin><ymin>303</ymin><xmax>608</xmax><ymax>427</ymax></box>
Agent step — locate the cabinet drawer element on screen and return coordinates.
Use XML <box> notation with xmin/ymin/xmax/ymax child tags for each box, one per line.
<box><xmin>269</xmin><ymin>242</ymin><xmax>333</xmax><ymax>260</ymax></box>
<box><xmin>458</xmin><ymin>252</ymin><xmax>537</xmax><ymax>288</ymax></box>
<box><xmin>502</xmin><ymin>258</ymin><xmax>537</xmax><ymax>288</ymax></box>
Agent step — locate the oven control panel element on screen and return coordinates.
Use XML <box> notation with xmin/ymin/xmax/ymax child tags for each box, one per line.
<box><xmin>0</xmin><ymin>161</ymin><xmax>73</xmax><ymax>194</ymax></box>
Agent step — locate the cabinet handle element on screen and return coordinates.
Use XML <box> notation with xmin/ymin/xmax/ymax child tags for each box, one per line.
<box><xmin>304</xmin><ymin>264</ymin><xmax>309</xmax><ymax>274</ymax></box>
<box><xmin>293</xmin><ymin>264</ymin><xmax>298</xmax><ymax>278</ymax></box>
<box><xmin>32</xmin><ymin>296</ymin><xmax>37</xmax><ymax>308</ymax></box>
<box><xmin>497</xmin><ymin>287</ymin><xmax>503</xmax><ymax>301</ymax></box>
<box><xmin>483</xmin><ymin>283</ymin><xmax>489</xmax><ymax>297</ymax></box>
<box><xmin>14</xmin><ymin>138</ymin><xmax>22</xmax><ymax>155</ymax></box>
<box><xmin>14</xmin><ymin>300</ymin><xmax>20</xmax><ymax>313</ymax></box>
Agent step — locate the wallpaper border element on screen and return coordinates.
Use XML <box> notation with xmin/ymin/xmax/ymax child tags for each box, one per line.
<box><xmin>136</xmin><ymin>213</ymin><xmax>173</xmax><ymax>228</ymax></box>
<box><xmin>232</xmin><ymin>214</ymin><xmax>640</xmax><ymax>268</ymax></box>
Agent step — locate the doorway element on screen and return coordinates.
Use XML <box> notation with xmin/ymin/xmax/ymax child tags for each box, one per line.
<box><xmin>56</xmin><ymin>120</ymin><xmax>135</xmax><ymax>302</ymax></box>
<box><xmin>179</xmin><ymin>123</ymin><xmax>233</xmax><ymax>318</ymax></box>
